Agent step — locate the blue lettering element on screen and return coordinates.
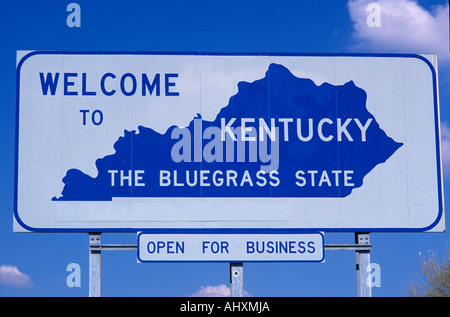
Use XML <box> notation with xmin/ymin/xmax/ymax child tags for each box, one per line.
<box><xmin>39</xmin><ymin>72</ymin><xmax>59</xmax><ymax>95</ymax></box>
<box><xmin>167</xmin><ymin>241</ymin><xmax>174</xmax><ymax>253</ymax></box>
<box><xmin>256</xmin><ymin>241</ymin><xmax>264</xmax><ymax>253</ymax></box>
<box><xmin>279</xmin><ymin>241</ymin><xmax>288</xmax><ymax>253</ymax></box>
<box><xmin>289</xmin><ymin>241</ymin><xmax>295</xmax><ymax>253</ymax></box>
<box><xmin>221</xmin><ymin>241</ymin><xmax>229</xmax><ymax>254</ymax></box>
<box><xmin>307</xmin><ymin>241</ymin><xmax>315</xmax><ymax>253</ymax></box>
<box><xmin>82</xmin><ymin>73</ymin><xmax>96</xmax><ymax>96</ymax></box>
<box><xmin>266</xmin><ymin>241</ymin><xmax>274</xmax><ymax>253</ymax></box>
<box><xmin>202</xmin><ymin>241</ymin><xmax>229</xmax><ymax>254</ymax></box>
<box><xmin>41</xmin><ymin>72</ymin><xmax>180</xmax><ymax>97</ymax></box>
<box><xmin>64</xmin><ymin>73</ymin><xmax>78</xmax><ymax>95</ymax></box>
<box><xmin>147</xmin><ymin>241</ymin><xmax>156</xmax><ymax>254</ymax></box>
<box><xmin>165</xmin><ymin>73</ymin><xmax>179</xmax><ymax>96</ymax></box>
<box><xmin>157</xmin><ymin>241</ymin><xmax>165</xmax><ymax>253</ymax></box>
<box><xmin>176</xmin><ymin>241</ymin><xmax>185</xmax><ymax>254</ymax></box>
<box><xmin>246</xmin><ymin>240</ymin><xmax>318</xmax><ymax>254</ymax></box>
<box><xmin>101</xmin><ymin>73</ymin><xmax>116</xmax><ymax>96</ymax></box>
<box><xmin>80</xmin><ymin>110</ymin><xmax>89</xmax><ymax>125</ymax></box>
<box><xmin>120</xmin><ymin>73</ymin><xmax>137</xmax><ymax>96</ymax></box>
<box><xmin>244</xmin><ymin>240</ymin><xmax>321</xmax><ymax>255</ymax></box>
<box><xmin>298</xmin><ymin>241</ymin><xmax>306</xmax><ymax>253</ymax></box>
<box><xmin>142</xmin><ymin>73</ymin><xmax>160</xmax><ymax>96</ymax></box>
<box><xmin>146</xmin><ymin>240</ymin><xmax>184</xmax><ymax>254</ymax></box>
<box><xmin>246</xmin><ymin>241</ymin><xmax>255</xmax><ymax>254</ymax></box>
<box><xmin>92</xmin><ymin>110</ymin><xmax>103</xmax><ymax>126</ymax></box>
<box><xmin>202</xmin><ymin>241</ymin><xmax>210</xmax><ymax>253</ymax></box>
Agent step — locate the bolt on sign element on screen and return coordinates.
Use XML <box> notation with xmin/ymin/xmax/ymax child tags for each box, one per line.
<box><xmin>15</xmin><ymin>52</ymin><xmax>444</xmax><ymax>232</ymax></box>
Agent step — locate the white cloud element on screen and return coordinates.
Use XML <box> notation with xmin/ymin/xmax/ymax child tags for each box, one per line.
<box><xmin>347</xmin><ymin>0</ymin><xmax>449</xmax><ymax>60</ymax></box>
<box><xmin>0</xmin><ymin>265</ymin><xmax>33</xmax><ymax>289</ymax></box>
<box><xmin>190</xmin><ymin>284</ymin><xmax>231</xmax><ymax>297</ymax></box>
<box><xmin>348</xmin><ymin>0</ymin><xmax>450</xmax><ymax>177</ymax></box>
<box><xmin>189</xmin><ymin>284</ymin><xmax>251</xmax><ymax>297</ymax></box>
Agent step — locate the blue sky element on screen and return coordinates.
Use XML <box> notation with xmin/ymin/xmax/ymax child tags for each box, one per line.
<box><xmin>0</xmin><ymin>0</ymin><xmax>449</xmax><ymax>297</ymax></box>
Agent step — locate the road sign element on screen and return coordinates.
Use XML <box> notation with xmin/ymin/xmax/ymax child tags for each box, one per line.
<box><xmin>137</xmin><ymin>232</ymin><xmax>324</xmax><ymax>262</ymax></box>
<box><xmin>15</xmin><ymin>51</ymin><xmax>444</xmax><ymax>232</ymax></box>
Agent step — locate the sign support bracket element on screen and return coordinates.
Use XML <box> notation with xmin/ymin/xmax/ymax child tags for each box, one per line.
<box><xmin>355</xmin><ymin>232</ymin><xmax>371</xmax><ymax>297</ymax></box>
<box><xmin>88</xmin><ymin>232</ymin><xmax>102</xmax><ymax>297</ymax></box>
<box><xmin>88</xmin><ymin>232</ymin><xmax>138</xmax><ymax>297</ymax></box>
<box><xmin>324</xmin><ymin>233</ymin><xmax>372</xmax><ymax>297</ymax></box>
<box><xmin>88</xmin><ymin>233</ymin><xmax>373</xmax><ymax>297</ymax></box>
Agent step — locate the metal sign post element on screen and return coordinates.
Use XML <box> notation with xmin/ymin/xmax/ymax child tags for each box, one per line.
<box><xmin>324</xmin><ymin>234</ymin><xmax>372</xmax><ymax>297</ymax></box>
<box><xmin>355</xmin><ymin>233</ymin><xmax>371</xmax><ymax>297</ymax></box>
<box><xmin>88</xmin><ymin>234</ymin><xmax>374</xmax><ymax>297</ymax></box>
<box><xmin>88</xmin><ymin>233</ymin><xmax>101</xmax><ymax>297</ymax></box>
<box><xmin>88</xmin><ymin>233</ymin><xmax>137</xmax><ymax>297</ymax></box>
<box><xmin>230</xmin><ymin>263</ymin><xmax>244</xmax><ymax>297</ymax></box>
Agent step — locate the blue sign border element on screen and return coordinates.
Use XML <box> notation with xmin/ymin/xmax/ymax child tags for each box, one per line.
<box><xmin>14</xmin><ymin>51</ymin><xmax>443</xmax><ymax>233</ymax></box>
<box><xmin>136</xmin><ymin>231</ymin><xmax>325</xmax><ymax>263</ymax></box>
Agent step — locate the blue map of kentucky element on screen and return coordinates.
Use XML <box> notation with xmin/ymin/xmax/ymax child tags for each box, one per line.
<box><xmin>52</xmin><ymin>63</ymin><xmax>402</xmax><ymax>201</ymax></box>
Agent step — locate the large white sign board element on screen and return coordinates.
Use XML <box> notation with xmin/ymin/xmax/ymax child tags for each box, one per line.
<box><xmin>15</xmin><ymin>52</ymin><xmax>444</xmax><ymax>232</ymax></box>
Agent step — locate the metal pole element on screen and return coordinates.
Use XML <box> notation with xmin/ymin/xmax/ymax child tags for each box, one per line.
<box><xmin>89</xmin><ymin>232</ymin><xmax>102</xmax><ymax>297</ymax></box>
<box><xmin>230</xmin><ymin>262</ymin><xmax>244</xmax><ymax>297</ymax></box>
<box><xmin>355</xmin><ymin>232</ymin><xmax>371</xmax><ymax>297</ymax></box>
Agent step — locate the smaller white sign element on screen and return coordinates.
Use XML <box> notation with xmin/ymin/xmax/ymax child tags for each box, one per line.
<box><xmin>137</xmin><ymin>232</ymin><xmax>324</xmax><ymax>262</ymax></box>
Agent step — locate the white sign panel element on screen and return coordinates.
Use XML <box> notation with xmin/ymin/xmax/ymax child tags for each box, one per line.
<box><xmin>15</xmin><ymin>51</ymin><xmax>444</xmax><ymax>232</ymax></box>
<box><xmin>137</xmin><ymin>233</ymin><xmax>324</xmax><ymax>262</ymax></box>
